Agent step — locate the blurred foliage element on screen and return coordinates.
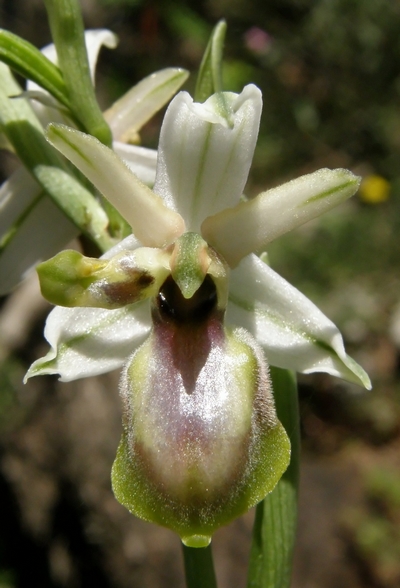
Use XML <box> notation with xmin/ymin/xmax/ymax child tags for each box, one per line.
<box><xmin>368</xmin><ymin>468</ymin><xmax>400</xmax><ymax>509</ymax></box>
<box><xmin>0</xmin><ymin>570</ymin><xmax>15</xmax><ymax>588</ymax></box>
<box><xmin>0</xmin><ymin>357</ymin><xmax>29</xmax><ymax>435</ymax></box>
<box><xmin>343</xmin><ymin>467</ymin><xmax>400</xmax><ymax>588</ymax></box>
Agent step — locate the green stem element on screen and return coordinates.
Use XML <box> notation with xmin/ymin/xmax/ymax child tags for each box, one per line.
<box><xmin>43</xmin><ymin>0</ymin><xmax>112</xmax><ymax>146</ymax></box>
<box><xmin>247</xmin><ymin>367</ymin><xmax>300</xmax><ymax>588</ymax></box>
<box><xmin>182</xmin><ymin>544</ymin><xmax>218</xmax><ymax>588</ymax></box>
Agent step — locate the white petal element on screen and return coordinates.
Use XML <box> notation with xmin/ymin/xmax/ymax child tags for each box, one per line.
<box><xmin>1</xmin><ymin>167</ymin><xmax>40</xmax><ymax>236</ymax></box>
<box><xmin>0</xmin><ymin>167</ymin><xmax>78</xmax><ymax>295</ymax></box>
<box><xmin>24</xmin><ymin>301</ymin><xmax>151</xmax><ymax>382</ymax></box>
<box><xmin>113</xmin><ymin>142</ymin><xmax>157</xmax><ymax>186</ymax></box>
<box><xmin>28</xmin><ymin>29</ymin><xmax>117</xmax><ymax>91</ymax></box>
<box><xmin>21</xmin><ymin>90</ymin><xmax>74</xmax><ymax>129</ymax></box>
<box><xmin>0</xmin><ymin>199</ymin><xmax>78</xmax><ymax>295</ymax></box>
<box><xmin>26</xmin><ymin>89</ymin><xmax>67</xmax><ymax>130</ymax></box>
<box><xmin>227</xmin><ymin>254</ymin><xmax>371</xmax><ymax>388</ymax></box>
<box><xmin>24</xmin><ymin>233</ymin><xmax>148</xmax><ymax>380</ymax></box>
<box><xmin>82</xmin><ymin>29</ymin><xmax>118</xmax><ymax>84</ymax></box>
<box><xmin>28</xmin><ymin>30</ymin><xmax>117</xmax><ymax>126</ymax></box>
<box><xmin>202</xmin><ymin>168</ymin><xmax>361</xmax><ymax>267</ymax></box>
<box><xmin>104</xmin><ymin>68</ymin><xmax>189</xmax><ymax>142</ymax></box>
<box><xmin>46</xmin><ymin>124</ymin><xmax>185</xmax><ymax>247</ymax></box>
<box><xmin>24</xmin><ymin>231</ymin><xmax>146</xmax><ymax>379</ymax></box>
<box><xmin>153</xmin><ymin>85</ymin><xmax>262</xmax><ymax>231</ymax></box>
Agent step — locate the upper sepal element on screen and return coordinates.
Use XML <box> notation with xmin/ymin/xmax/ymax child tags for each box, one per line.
<box><xmin>153</xmin><ymin>85</ymin><xmax>262</xmax><ymax>232</ymax></box>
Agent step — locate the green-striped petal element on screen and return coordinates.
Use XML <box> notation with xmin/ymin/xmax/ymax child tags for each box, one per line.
<box><xmin>227</xmin><ymin>254</ymin><xmax>371</xmax><ymax>389</ymax></box>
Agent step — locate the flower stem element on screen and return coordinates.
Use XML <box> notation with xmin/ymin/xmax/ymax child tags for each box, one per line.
<box><xmin>43</xmin><ymin>0</ymin><xmax>112</xmax><ymax>146</ymax></box>
<box><xmin>182</xmin><ymin>545</ymin><xmax>218</xmax><ymax>588</ymax></box>
<box><xmin>247</xmin><ymin>367</ymin><xmax>300</xmax><ymax>588</ymax></box>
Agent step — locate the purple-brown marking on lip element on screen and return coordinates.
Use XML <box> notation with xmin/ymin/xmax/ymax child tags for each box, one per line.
<box><xmin>102</xmin><ymin>270</ymin><xmax>154</xmax><ymax>305</ymax></box>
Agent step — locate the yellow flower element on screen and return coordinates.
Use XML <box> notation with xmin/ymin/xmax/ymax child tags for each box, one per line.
<box><xmin>359</xmin><ymin>175</ymin><xmax>390</xmax><ymax>204</ymax></box>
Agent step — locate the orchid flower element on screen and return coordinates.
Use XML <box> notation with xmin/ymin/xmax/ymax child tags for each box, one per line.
<box><xmin>0</xmin><ymin>30</ymin><xmax>188</xmax><ymax>294</ymax></box>
<box><xmin>25</xmin><ymin>84</ymin><xmax>370</xmax><ymax>546</ymax></box>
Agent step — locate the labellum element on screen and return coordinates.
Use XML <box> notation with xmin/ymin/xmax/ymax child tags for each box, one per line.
<box><xmin>112</xmin><ymin>260</ymin><xmax>290</xmax><ymax>547</ymax></box>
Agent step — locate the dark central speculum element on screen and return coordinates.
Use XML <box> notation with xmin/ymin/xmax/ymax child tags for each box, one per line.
<box><xmin>156</xmin><ymin>275</ymin><xmax>217</xmax><ymax>324</ymax></box>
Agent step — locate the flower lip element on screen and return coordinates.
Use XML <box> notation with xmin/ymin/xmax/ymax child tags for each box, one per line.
<box><xmin>113</xmin><ymin>269</ymin><xmax>290</xmax><ymax>545</ymax></box>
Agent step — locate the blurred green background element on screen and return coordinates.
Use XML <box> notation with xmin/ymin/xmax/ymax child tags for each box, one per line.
<box><xmin>0</xmin><ymin>0</ymin><xmax>400</xmax><ymax>587</ymax></box>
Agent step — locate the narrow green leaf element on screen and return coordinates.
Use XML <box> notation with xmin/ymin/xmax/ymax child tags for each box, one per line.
<box><xmin>247</xmin><ymin>367</ymin><xmax>300</xmax><ymax>588</ymax></box>
<box><xmin>182</xmin><ymin>545</ymin><xmax>218</xmax><ymax>588</ymax></box>
<box><xmin>0</xmin><ymin>29</ymin><xmax>71</xmax><ymax>110</ymax></box>
<box><xmin>195</xmin><ymin>20</ymin><xmax>227</xmax><ymax>103</ymax></box>
<box><xmin>43</xmin><ymin>0</ymin><xmax>112</xmax><ymax>146</ymax></box>
<box><xmin>0</xmin><ymin>63</ymin><xmax>113</xmax><ymax>252</ymax></box>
